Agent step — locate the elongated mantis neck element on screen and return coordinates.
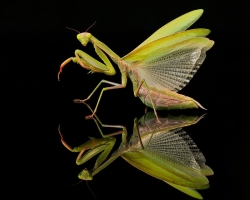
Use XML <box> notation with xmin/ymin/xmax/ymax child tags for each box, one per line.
<box><xmin>90</xmin><ymin>35</ymin><xmax>121</xmax><ymax>62</ymax></box>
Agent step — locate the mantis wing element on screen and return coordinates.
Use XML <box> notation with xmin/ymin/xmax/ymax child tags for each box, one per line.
<box><xmin>132</xmin><ymin>9</ymin><xmax>204</xmax><ymax>51</ymax></box>
<box><xmin>122</xmin><ymin>28</ymin><xmax>210</xmax><ymax>62</ymax></box>
<box><xmin>132</xmin><ymin>37</ymin><xmax>214</xmax><ymax>92</ymax></box>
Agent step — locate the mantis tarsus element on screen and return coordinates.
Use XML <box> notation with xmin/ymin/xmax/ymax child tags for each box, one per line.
<box><xmin>58</xmin><ymin>9</ymin><xmax>214</xmax><ymax>123</ymax></box>
<box><xmin>59</xmin><ymin>105</ymin><xmax>213</xmax><ymax>199</ymax></box>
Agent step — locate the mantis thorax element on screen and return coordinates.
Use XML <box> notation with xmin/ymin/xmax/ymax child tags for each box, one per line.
<box><xmin>118</xmin><ymin>60</ymin><xmax>130</xmax><ymax>73</ymax></box>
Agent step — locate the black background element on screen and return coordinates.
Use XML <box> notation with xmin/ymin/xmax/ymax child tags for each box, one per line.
<box><xmin>1</xmin><ymin>0</ymin><xmax>249</xmax><ymax>199</ymax></box>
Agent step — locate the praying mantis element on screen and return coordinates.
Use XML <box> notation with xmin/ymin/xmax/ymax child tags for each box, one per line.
<box><xmin>59</xmin><ymin>107</ymin><xmax>213</xmax><ymax>199</ymax></box>
<box><xmin>58</xmin><ymin>9</ymin><xmax>214</xmax><ymax>123</ymax></box>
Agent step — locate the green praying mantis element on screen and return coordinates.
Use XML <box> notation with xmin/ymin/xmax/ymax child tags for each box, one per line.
<box><xmin>59</xmin><ymin>105</ymin><xmax>213</xmax><ymax>199</ymax></box>
<box><xmin>58</xmin><ymin>9</ymin><xmax>214</xmax><ymax>123</ymax></box>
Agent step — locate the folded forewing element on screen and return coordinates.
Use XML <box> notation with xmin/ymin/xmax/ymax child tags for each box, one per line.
<box><xmin>123</xmin><ymin>28</ymin><xmax>210</xmax><ymax>62</ymax></box>
<box><xmin>132</xmin><ymin>9</ymin><xmax>204</xmax><ymax>51</ymax></box>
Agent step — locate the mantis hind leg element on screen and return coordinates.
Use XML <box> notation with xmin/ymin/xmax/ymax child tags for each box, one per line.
<box><xmin>135</xmin><ymin>80</ymin><xmax>161</xmax><ymax>124</ymax></box>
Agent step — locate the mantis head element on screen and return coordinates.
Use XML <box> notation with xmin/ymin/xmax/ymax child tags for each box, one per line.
<box><xmin>78</xmin><ymin>168</ymin><xmax>93</xmax><ymax>180</ymax></box>
<box><xmin>77</xmin><ymin>32</ymin><xmax>92</xmax><ymax>46</ymax></box>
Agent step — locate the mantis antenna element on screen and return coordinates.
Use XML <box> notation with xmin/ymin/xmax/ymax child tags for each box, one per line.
<box><xmin>86</xmin><ymin>21</ymin><xmax>96</xmax><ymax>32</ymax></box>
<box><xmin>86</xmin><ymin>180</ymin><xmax>97</xmax><ymax>200</ymax></box>
<box><xmin>65</xmin><ymin>27</ymin><xmax>80</xmax><ymax>33</ymax></box>
<box><xmin>68</xmin><ymin>179</ymin><xmax>97</xmax><ymax>200</ymax></box>
<box><xmin>65</xmin><ymin>21</ymin><xmax>96</xmax><ymax>34</ymax></box>
<box><xmin>68</xmin><ymin>179</ymin><xmax>84</xmax><ymax>187</ymax></box>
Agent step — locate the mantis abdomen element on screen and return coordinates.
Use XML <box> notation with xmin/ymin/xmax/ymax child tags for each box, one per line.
<box><xmin>138</xmin><ymin>85</ymin><xmax>205</xmax><ymax>110</ymax></box>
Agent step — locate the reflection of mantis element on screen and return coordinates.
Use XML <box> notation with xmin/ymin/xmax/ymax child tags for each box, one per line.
<box><xmin>58</xmin><ymin>9</ymin><xmax>214</xmax><ymax>123</ymax></box>
<box><xmin>59</xmin><ymin>109</ymin><xmax>213</xmax><ymax>199</ymax></box>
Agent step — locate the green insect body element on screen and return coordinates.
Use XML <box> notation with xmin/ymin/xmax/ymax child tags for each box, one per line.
<box><xmin>59</xmin><ymin>9</ymin><xmax>214</xmax><ymax>123</ymax></box>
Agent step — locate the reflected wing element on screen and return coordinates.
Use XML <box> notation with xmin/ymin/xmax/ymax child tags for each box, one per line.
<box><xmin>165</xmin><ymin>181</ymin><xmax>203</xmax><ymax>199</ymax></box>
<box><xmin>145</xmin><ymin>128</ymin><xmax>203</xmax><ymax>178</ymax></box>
<box><xmin>124</xmin><ymin>127</ymin><xmax>210</xmax><ymax>188</ymax></box>
<box><xmin>145</xmin><ymin>127</ymin><xmax>213</xmax><ymax>178</ymax></box>
<box><xmin>133</xmin><ymin>37</ymin><xmax>214</xmax><ymax>92</ymax></box>
<box><xmin>133</xmin><ymin>9</ymin><xmax>204</xmax><ymax>51</ymax></box>
<box><xmin>181</xmin><ymin>132</ymin><xmax>214</xmax><ymax>176</ymax></box>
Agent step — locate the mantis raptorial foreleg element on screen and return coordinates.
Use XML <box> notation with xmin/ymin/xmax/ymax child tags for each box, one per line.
<box><xmin>58</xmin><ymin>57</ymin><xmax>77</xmax><ymax>80</ymax></box>
<box><xmin>58</xmin><ymin>41</ymin><xmax>126</xmax><ymax>118</ymax></box>
<box><xmin>58</xmin><ymin>125</ymin><xmax>115</xmax><ymax>164</ymax></box>
<box><xmin>75</xmin><ymin>104</ymin><xmax>129</xmax><ymax>179</ymax></box>
<box><xmin>58</xmin><ymin>104</ymin><xmax>128</xmax><ymax>179</ymax></box>
<box><xmin>58</xmin><ymin>44</ymin><xmax>116</xmax><ymax>81</ymax></box>
<box><xmin>58</xmin><ymin>121</ymin><xmax>122</xmax><ymax>180</ymax></box>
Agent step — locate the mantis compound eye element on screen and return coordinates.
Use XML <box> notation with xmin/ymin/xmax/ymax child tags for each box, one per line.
<box><xmin>86</xmin><ymin>33</ymin><xmax>92</xmax><ymax>39</ymax></box>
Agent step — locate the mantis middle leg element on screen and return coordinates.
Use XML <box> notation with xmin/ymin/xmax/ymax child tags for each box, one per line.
<box><xmin>76</xmin><ymin>72</ymin><xmax>127</xmax><ymax>119</ymax></box>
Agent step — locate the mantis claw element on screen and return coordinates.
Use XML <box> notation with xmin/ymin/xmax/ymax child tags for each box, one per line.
<box><xmin>157</xmin><ymin>119</ymin><xmax>162</xmax><ymax>124</ymax></box>
<box><xmin>57</xmin><ymin>71</ymin><xmax>61</xmax><ymax>81</ymax></box>
<box><xmin>85</xmin><ymin>114</ymin><xmax>94</xmax><ymax>120</ymax></box>
<box><xmin>58</xmin><ymin>57</ymin><xmax>73</xmax><ymax>81</ymax></box>
<box><xmin>154</xmin><ymin>112</ymin><xmax>162</xmax><ymax>124</ymax></box>
<box><xmin>73</xmin><ymin>99</ymin><xmax>87</xmax><ymax>103</ymax></box>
